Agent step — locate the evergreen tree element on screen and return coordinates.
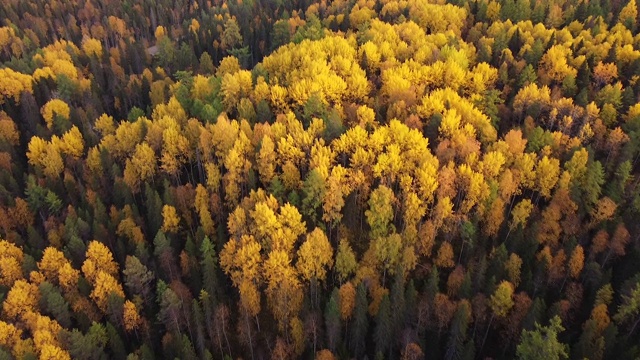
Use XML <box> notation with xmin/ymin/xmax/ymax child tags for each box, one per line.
<box><xmin>350</xmin><ymin>283</ymin><xmax>369</xmax><ymax>358</ymax></box>
<box><xmin>325</xmin><ymin>288</ymin><xmax>341</xmax><ymax>352</ymax></box>
<box><xmin>375</xmin><ymin>294</ymin><xmax>392</xmax><ymax>358</ymax></box>
<box><xmin>516</xmin><ymin>316</ymin><xmax>568</xmax><ymax>360</ymax></box>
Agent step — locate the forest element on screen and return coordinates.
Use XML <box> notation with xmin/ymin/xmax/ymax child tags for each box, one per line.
<box><xmin>1</xmin><ymin>0</ymin><xmax>640</xmax><ymax>359</ymax></box>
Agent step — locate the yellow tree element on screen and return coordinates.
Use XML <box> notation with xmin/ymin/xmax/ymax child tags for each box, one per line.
<box><xmin>505</xmin><ymin>254</ymin><xmax>523</xmax><ymax>288</ymax></box>
<box><xmin>323</xmin><ymin>165</ymin><xmax>351</xmax><ymax>226</ymax></box>
<box><xmin>538</xmin><ymin>45</ymin><xmax>577</xmax><ymax>84</ymax></box>
<box><xmin>27</xmin><ymin>136</ymin><xmax>64</xmax><ymax>178</ymax></box>
<box><xmin>339</xmin><ymin>282</ymin><xmax>356</xmax><ymax>321</ymax></box>
<box><xmin>194</xmin><ymin>184</ymin><xmax>216</xmax><ymax>237</ymax></box>
<box><xmin>161</xmin><ymin>205</ymin><xmax>180</xmax><ymax>233</ymax></box>
<box><xmin>123</xmin><ymin>300</ymin><xmax>142</xmax><ymax>332</ymax></box>
<box><xmin>223</xmin><ymin>132</ymin><xmax>252</xmax><ymax>208</ymax></box>
<box><xmin>38</xmin><ymin>247</ymin><xmax>72</xmax><ymax>283</ymax></box>
<box><xmin>536</xmin><ymin>156</ymin><xmax>560</xmax><ymax>199</ymax></box>
<box><xmin>257</xmin><ymin>136</ymin><xmax>277</xmax><ymax>185</ymax></box>
<box><xmin>335</xmin><ymin>238</ymin><xmax>357</xmax><ymax>283</ymax></box>
<box><xmin>0</xmin><ymin>68</ymin><xmax>33</xmax><ymax>105</ymax></box>
<box><xmin>0</xmin><ymin>112</ymin><xmax>20</xmax><ymax>146</ymax></box>
<box><xmin>219</xmin><ymin>235</ymin><xmax>263</xmax><ymax>317</ymax></box>
<box><xmin>59</xmin><ymin>126</ymin><xmax>84</xmax><ymax>158</ymax></box>
<box><xmin>264</xmin><ymin>250</ymin><xmax>303</xmax><ymax>332</ymax></box>
<box><xmin>2</xmin><ymin>279</ymin><xmax>39</xmax><ymax>321</ymax></box>
<box><xmin>40</xmin><ymin>344</ymin><xmax>71</xmax><ymax>360</ymax></box>
<box><xmin>81</xmin><ymin>37</ymin><xmax>103</xmax><ymax>58</ymax></box>
<box><xmin>593</xmin><ymin>62</ymin><xmax>618</xmax><ymax>86</ymax></box>
<box><xmin>435</xmin><ymin>241</ymin><xmax>455</xmax><ymax>269</ymax></box>
<box><xmin>0</xmin><ymin>320</ymin><xmax>22</xmax><ymax>353</ymax></box>
<box><xmin>41</xmin><ymin>99</ymin><xmax>70</xmax><ymax>129</ymax></box>
<box><xmin>619</xmin><ymin>0</ymin><xmax>638</xmax><ymax>29</ymax></box>
<box><xmin>568</xmin><ymin>245</ymin><xmax>584</xmax><ymax>279</ymax></box>
<box><xmin>161</xmin><ymin>126</ymin><xmax>191</xmax><ymax>177</ymax></box>
<box><xmin>296</xmin><ymin>228</ymin><xmax>334</xmax><ymax>283</ymax></box>
<box><xmin>81</xmin><ymin>241</ymin><xmax>119</xmax><ymax>283</ymax></box>
<box><xmin>90</xmin><ymin>271</ymin><xmax>125</xmax><ymax>312</ymax></box>
<box><xmin>123</xmin><ymin>142</ymin><xmax>156</xmax><ymax>192</ymax></box>
<box><xmin>0</xmin><ymin>240</ymin><xmax>23</xmax><ymax>287</ymax></box>
<box><xmin>508</xmin><ymin>199</ymin><xmax>533</xmax><ymax>238</ymax></box>
<box><xmin>366</xmin><ymin>185</ymin><xmax>396</xmax><ymax>239</ymax></box>
<box><xmin>482</xmin><ymin>280</ymin><xmax>515</xmax><ymax>351</ymax></box>
<box><xmin>371</xmin><ymin>233</ymin><xmax>403</xmax><ymax>285</ymax></box>
<box><xmin>297</xmin><ymin>228</ymin><xmax>333</xmax><ymax>307</ymax></box>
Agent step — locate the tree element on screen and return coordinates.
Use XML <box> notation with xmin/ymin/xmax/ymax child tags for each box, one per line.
<box><xmin>161</xmin><ymin>126</ymin><xmax>191</xmax><ymax>177</ymax></box>
<box><xmin>221</xmin><ymin>18</ymin><xmax>243</xmax><ymax>51</ymax></box>
<box><xmin>200</xmin><ymin>237</ymin><xmax>219</xmax><ymax>301</ymax></box>
<box><xmin>157</xmin><ymin>283</ymin><xmax>183</xmax><ymax>335</ymax></box>
<box><xmin>445</xmin><ymin>300</ymin><xmax>472</xmax><ymax>360</ymax></box>
<box><xmin>2</xmin><ymin>279</ymin><xmax>39</xmax><ymax>321</ymax></box>
<box><xmin>568</xmin><ymin>246</ymin><xmax>584</xmax><ymax>279</ymax></box>
<box><xmin>257</xmin><ymin>136</ymin><xmax>276</xmax><ymax>185</ymax></box>
<box><xmin>516</xmin><ymin>316</ymin><xmax>569</xmax><ymax>360</ymax></box>
<box><xmin>580</xmin><ymin>160</ymin><xmax>604</xmax><ymax>208</ymax></box>
<box><xmin>435</xmin><ymin>242</ymin><xmax>455</xmax><ymax>269</ymax></box>
<box><xmin>219</xmin><ymin>235</ymin><xmax>262</xmax><ymax>318</ymax></box>
<box><xmin>593</xmin><ymin>62</ymin><xmax>618</xmax><ymax>86</ymax></box>
<box><xmin>373</xmin><ymin>233</ymin><xmax>403</xmax><ymax>282</ymax></box>
<box><xmin>0</xmin><ymin>240</ymin><xmax>23</xmax><ymax>287</ymax></box>
<box><xmin>302</xmin><ymin>169</ymin><xmax>326</xmax><ymax>224</ymax></box>
<box><xmin>339</xmin><ymin>282</ymin><xmax>356</xmax><ymax>321</ymax></box>
<box><xmin>323</xmin><ymin>165</ymin><xmax>350</xmax><ymax>226</ymax></box>
<box><xmin>82</xmin><ymin>241</ymin><xmax>119</xmax><ymax>283</ymax></box>
<box><xmin>350</xmin><ymin>282</ymin><xmax>369</xmax><ymax>358</ymax></box>
<box><xmin>123</xmin><ymin>300</ymin><xmax>142</xmax><ymax>332</ymax></box>
<box><xmin>510</xmin><ymin>199</ymin><xmax>533</xmax><ymax>233</ymax></box>
<box><xmin>482</xmin><ymin>281</ymin><xmax>515</xmax><ymax>351</ymax></box>
<box><xmin>161</xmin><ymin>205</ymin><xmax>180</xmax><ymax>233</ymax></box>
<box><xmin>505</xmin><ymin>254</ymin><xmax>523</xmax><ymax>288</ymax></box>
<box><xmin>603</xmin><ymin>223</ymin><xmax>630</xmax><ymax>264</ymax></box>
<box><xmin>264</xmin><ymin>251</ymin><xmax>303</xmax><ymax>332</ymax></box>
<box><xmin>536</xmin><ymin>156</ymin><xmax>560</xmax><ymax>199</ymax></box>
<box><xmin>0</xmin><ymin>320</ymin><xmax>22</xmax><ymax>353</ymax></box>
<box><xmin>123</xmin><ymin>255</ymin><xmax>154</xmax><ymax>302</ymax></box>
<box><xmin>123</xmin><ymin>143</ymin><xmax>156</xmax><ymax>192</ymax></box>
<box><xmin>82</xmin><ymin>37</ymin><xmax>102</xmax><ymax>58</ymax></box>
<box><xmin>41</xmin><ymin>99</ymin><xmax>70</xmax><ymax>130</ymax></box>
<box><xmin>374</xmin><ymin>294</ymin><xmax>392</xmax><ymax>357</ymax></box>
<box><xmin>40</xmin><ymin>344</ymin><xmax>71</xmax><ymax>360</ymax></box>
<box><xmin>59</xmin><ymin>126</ymin><xmax>84</xmax><ymax>158</ymax></box>
<box><xmin>619</xmin><ymin>0</ymin><xmax>638</xmax><ymax>30</ymax></box>
<box><xmin>0</xmin><ymin>68</ymin><xmax>33</xmax><ymax>105</ymax></box>
<box><xmin>199</xmin><ymin>53</ymin><xmax>214</xmax><ymax>75</ymax></box>
<box><xmin>325</xmin><ymin>289</ymin><xmax>341</xmax><ymax>352</ymax></box>
<box><xmin>335</xmin><ymin>239</ymin><xmax>358</xmax><ymax>284</ymax></box>
<box><xmin>27</xmin><ymin>136</ymin><xmax>64</xmax><ymax>178</ymax></box>
<box><xmin>316</xmin><ymin>349</ymin><xmax>336</xmax><ymax>360</ymax></box>
<box><xmin>613</xmin><ymin>281</ymin><xmax>640</xmax><ymax>335</ymax></box>
<box><xmin>90</xmin><ymin>271</ymin><xmax>125</xmax><ymax>312</ymax></box>
<box><xmin>297</xmin><ymin>228</ymin><xmax>333</xmax><ymax>283</ymax></box>
<box><xmin>39</xmin><ymin>282</ymin><xmax>72</xmax><ymax>328</ymax></box>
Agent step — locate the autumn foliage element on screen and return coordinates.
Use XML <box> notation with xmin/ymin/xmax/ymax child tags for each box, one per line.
<box><xmin>0</xmin><ymin>0</ymin><xmax>640</xmax><ymax>358</ymax></box>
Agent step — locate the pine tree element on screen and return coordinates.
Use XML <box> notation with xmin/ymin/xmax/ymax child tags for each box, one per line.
<box><xmin>516</xmin><ymin>316</ymin><xmax>568</xmax><ymax>360</ymax></box>
<box><xmin>325</xmin><ymin>289</ymin><xmax>341</xmax><ymax>352</ymax></box>
<box><xmin>351</xmin><ymin>283</ymin><xmax>369</xmax><ymax>358</ymax></box>
<box><xmin>374</xmin><ymin>294</ymin><xmax>392</xmax><ymax>357</ymax></box>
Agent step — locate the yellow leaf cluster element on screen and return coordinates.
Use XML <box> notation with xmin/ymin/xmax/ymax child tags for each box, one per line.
<box><xmin>41</xmin><ymin>99</ymin><xmax>70</xmax><ymax>129</ymax></box>
<box><xmin>0</xmin><ymin>68</ymin><xmax>33</xmax><ymax>104</ymax></box>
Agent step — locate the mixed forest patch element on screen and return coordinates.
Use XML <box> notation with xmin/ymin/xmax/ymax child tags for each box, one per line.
<box><xmin>1</xmin><ymin>0</ymin><xmax>640</xmax><ymax>359</ymax></box>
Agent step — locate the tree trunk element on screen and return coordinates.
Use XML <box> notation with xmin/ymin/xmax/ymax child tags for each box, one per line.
<box><xmin>480</xmin><ymin>313</ymin><xmax>495</xmax><ymax>355</ymax></box>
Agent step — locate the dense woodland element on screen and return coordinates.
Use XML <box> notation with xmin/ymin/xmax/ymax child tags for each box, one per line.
<box><xmin>1</xmin><ymin>0</ymin><xmax>640</xmax><ymax>359</ymax></box>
